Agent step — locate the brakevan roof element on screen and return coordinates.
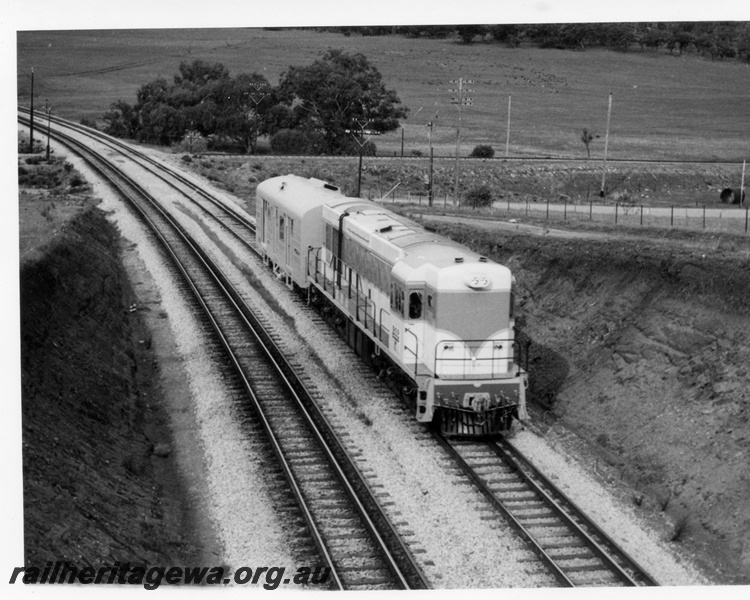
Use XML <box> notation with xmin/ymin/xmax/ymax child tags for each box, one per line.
<box><xmin>256</xmin><ymin>175</ymin><xmax>346</xmax><ymax>217</ymax></box>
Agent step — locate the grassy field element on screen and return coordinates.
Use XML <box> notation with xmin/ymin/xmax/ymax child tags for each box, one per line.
<box><xmin>17</xmin><ymin>27</ymin><xmax>750</xmax><ymax>161</ymax></box>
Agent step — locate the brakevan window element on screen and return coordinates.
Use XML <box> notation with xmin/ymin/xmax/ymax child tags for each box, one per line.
<box><xmin>279</xmin><ymin>216</ymin><xmax>285</xmax><ymax>240</ymax></box>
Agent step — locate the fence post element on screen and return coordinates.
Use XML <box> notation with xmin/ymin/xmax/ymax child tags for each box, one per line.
<box><xmin>546</xmin><ymin>197</ymin><xmax>550</xmax><ymax>219</ymax></box>
<box><xmin>589</xmin><ymin>200</ymin><xmax>593</xmax><ymax>220</ymax></box>
<box><xmin>745</xmin><ymin>205</ymin><xmax>748</xmax><ymax>233</ymax></box>
<box><xmin>526</xmin><ymin>198</ymin><xmax>529</xmax><ymax>215</ymax></box>
<box><xmin>640</xmin><ymin>204</ymin><xmax>643</xmax><ymax>226</ymax></box>
<box><xmin>703</xmin><ymin>205</ymin><xmax>706</xmax><ymax>229</ymax></box>
<box><xmin>564</xmin><ymin>197</ymin><xmax>567</xmax><ymax>220</ymax></box>
<box><xmin>615</xmin><ymin>202</ymin><xmax>619</xmax><ymax>224</ymax></box>
<box><xmin>671</xmin><ymin>205</ymin><xmax>674</xmax><ymax>227</ymax></box>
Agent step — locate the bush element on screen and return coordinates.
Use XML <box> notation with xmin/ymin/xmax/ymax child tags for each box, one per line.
<box><xmin>270</xmin><ymin>129</ymin><xmax>322</xmax><ymax>155</ymax></box>
<box><xmin>18</xmin><ymin>131</ymin><xmax>44</xmax><ymax>154</ymax></box>
<box><xmin>465</xmin><ymin>184</ymin><xmax>494</xmax><ymax>208</ymax></box>
<box><xmin>175</xmin><ymin>130</ymin><xmax>208</xmax><ymax>154</ymax></box>
<box><xmin>470</xmin><ymin>144</ymin><xmax>495</xmax><ymax>158</ymax></box>
<box><xmin>335</xmin><ymin>137</ymin><xmax>377</xmax><ymax>157</ymax></box>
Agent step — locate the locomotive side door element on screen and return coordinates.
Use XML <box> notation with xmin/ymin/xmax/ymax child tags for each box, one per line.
<box><xmin>284</xmin><ymin>217</ymin><xmax>291</xmax><ymax>266</ymax></box>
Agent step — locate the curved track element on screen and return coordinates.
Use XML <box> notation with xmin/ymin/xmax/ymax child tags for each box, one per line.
<box><xmin>20</xmin><ymin>109</ymin><xmax>662</xmax><ymax>588</ymax></box>
<box><xmin>435</xmin><ymin>433</ymin><xmax>657</xmax><ymax>587</ymax></box>
<box><xmin>19</xmin><ymin>111</ymin><xmax>428</xmax><ymax>590</ymax></box>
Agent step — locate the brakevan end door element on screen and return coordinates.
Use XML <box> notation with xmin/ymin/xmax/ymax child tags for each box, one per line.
<box><xmin>260</xmin><ymin>199</ymin><xmax>268</xmax><ymax>245</ymax></box>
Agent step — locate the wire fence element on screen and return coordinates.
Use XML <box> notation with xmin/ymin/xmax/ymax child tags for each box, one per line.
<box><xmin>371</xmin><ymin>189</ymin><xmax>750</xmax><ymax>235</ymax></box>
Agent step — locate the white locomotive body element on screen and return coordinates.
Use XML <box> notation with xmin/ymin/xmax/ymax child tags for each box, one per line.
<box><xmin>256</xmin><ymin>174</ymin><xmax>528</xmax><ymax>436</ymax></box>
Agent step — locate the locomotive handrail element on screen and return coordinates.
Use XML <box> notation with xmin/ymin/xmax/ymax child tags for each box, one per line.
<box><xmin>403</xmin><ymin>328</ymin><xmax>420</xmax><ymax>375</ymax></box>
<box><xmin>434</xmin><ymin>337</ymin><xmax>522</xmax><ymax>380</ymax></box>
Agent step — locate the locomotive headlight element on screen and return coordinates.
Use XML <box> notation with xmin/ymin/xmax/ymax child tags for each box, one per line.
<box><xmin>466</xmin><ymin>274</ymin><xmax>490</xmax><ymax>290</ymax></box>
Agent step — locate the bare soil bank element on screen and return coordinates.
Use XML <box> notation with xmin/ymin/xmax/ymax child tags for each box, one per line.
<box><xmin>188</xmin><ymin>151</ymin><xmax>750</xmax><ymax>583</ymax></box>
<box><xmin>20</xmin><ymin>206</ymin><xmax>200</xmax><ymax>570</ymax></box>
<box><xmin>429</xmin><ymin>220</ymin><xmax>750</xmax><ymax>584</ymax></box>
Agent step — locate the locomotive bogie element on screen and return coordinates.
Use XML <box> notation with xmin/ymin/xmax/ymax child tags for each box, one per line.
<box><xmin>256</xmin><ymin>175</ymin><xmax>528</xmax><ymax>436</ymax></box>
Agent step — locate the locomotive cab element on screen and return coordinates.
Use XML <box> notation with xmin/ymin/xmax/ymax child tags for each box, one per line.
<box><xmin>414</xmin><ymin>257</ymin><xmax>528</xmax><ymax>436</ymax></box>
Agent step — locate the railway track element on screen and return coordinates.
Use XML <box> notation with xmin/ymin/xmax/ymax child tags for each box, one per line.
<box><xmin>20</xmin><ymin>112</ymin><xmax>428</xmax><ymax>590</ymax></box>
<box><xmin>435</xmin><ymin>434</ymin><xmax>657</xmax><ymax>587</ymax></box>
<box><xmin>20</xmin><ymin>109</ymin><xmax>662</xmax><ymax>588</ymax></box>
<box><xmin>19</xmin><ymin>107</ymin><xmax>258</xmax><ymax>245</ymax></box>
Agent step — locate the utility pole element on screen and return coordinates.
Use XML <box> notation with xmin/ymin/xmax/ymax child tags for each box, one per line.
<box><xmin>600</xmin><ymin>92</ymin><xmax>613</xmax><ymax>198</ymax></box>
<box><xmin>346</xmin><ymin>117</ymin><xmax>379</xmax><ymax>197</ymax></box>
<box><xmin>247</xmin><ymin>82</ymin><xmax>270</xmax><ymax>154</ymax></box>
<box><xmin>505</xmin><ymin>94</ymin><xmax>512</xmax><ymax>158</ymax></box>
<box><xmin>29</xmin><ymin>68</ymin><xmax>35</xmax><ymax>153</ymax></box>
<box><xmin>44</xmin><ymin>99</ymin><xmax>51</xmax><ymax>161</ymax></box>
<box><xmin>449</xmin><ymin>78</ymin><xmax>474</xmax><ymax>207</ymax></box>
<box><xmin>426</xmin><ymin>111</ymin><xmax>438</xmax><ymax>206</ymax></box>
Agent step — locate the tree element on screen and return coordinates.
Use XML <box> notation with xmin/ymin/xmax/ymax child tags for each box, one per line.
<box><xmin>276</xmin><ymin>50</ymin><xmax>408</xmax><ymax>154</ymax></box>
<box><xmin>457</xmin><ymin>25</ymin><xmax>486</xmax><ymax>45</ymax></box>
<box><xmin>211</xmin><ymin>73</ymin><xmax>274</xmax><ymax>153</ymax></box>
<box><xmin>174</xmin><ymin>59</ymin><xmax>230</xmax><ymax>88</ymax></box>
<box><xmin>104</xmin><ymin>60</ymin><xmax>276</xmax><ymax>152</ymax></box>
<box><xmin>581</xmin><ymin>128</ymin><xmax>595</xmax><ymax>159</ymax></box>
<box><xmin>102</xmin><ymin>100</ymin><xmax>139</xmax><ymax>138</ymax></box>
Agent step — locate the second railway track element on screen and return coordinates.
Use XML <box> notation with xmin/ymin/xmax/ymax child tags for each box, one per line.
<box><xmin>22</xmin><ymin>113</ymin><xmax>428</xmax><ymax>590</ymax></box>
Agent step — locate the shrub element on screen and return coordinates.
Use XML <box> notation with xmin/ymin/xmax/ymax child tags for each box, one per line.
<box><xmin>79</xmin><ymin>117</ymin><xmax>98</xmax><ymax>130</ymax></box>
<box><xmin>465</xmin><ymin>184</ymin><xmax>494</xmax><ymax>208</ymax></box>
<box><xmin>270</xmin><ymin>128</ymin><xmax>321</xmax><ymax>155</ymax></box>
<box><xmin>470</xmin><ymin>144</ymin><xmax>495</xmax><ymax>158</ymax></box>
<box><xmin>181</xmin><ymin>155</ymin><xmax>192</xmax><ymax>163</ymax></box>
<box><xmin>18</xmin><ymin>131</ymin><xmax>44</xmax><ymax>154</ymax></box>
<box><xmin>176</xmin><ymin>130</ymin><xmax>208</xmax><ymax>154</ymax></box>
<box><xmin>335</xmin><ymin>136</ymin><xmax>377</xmax><ymax>157</ymax></box>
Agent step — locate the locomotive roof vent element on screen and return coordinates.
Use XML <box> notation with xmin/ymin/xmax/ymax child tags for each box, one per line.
<box><xmin>378</xmin><ymin>225</ymin><xmax>393</xmax><ymax>233</ymax></box>
<box><xmin>324</xmin><ymin>183</ymin><xmax>339</xmax><ymax>191</ymax></box>
<box><xmin>479</xmin><ymin>256</ymin><xmax>488</xmax><ymax>262</ymax></box>
<box><xmin>455</xmin><ymin>257</ymin><xmax>464</xmax><ymax>263</ymax></box>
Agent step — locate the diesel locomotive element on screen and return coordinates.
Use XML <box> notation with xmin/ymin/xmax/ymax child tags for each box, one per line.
<box><xmin>256</xmin><ymin>174</ymin><xmax>529</xmax><ymax>436</ymax></box>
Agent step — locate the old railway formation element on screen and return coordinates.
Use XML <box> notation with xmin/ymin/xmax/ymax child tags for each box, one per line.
<box><xmin>18</xmin><ymin>110</ymin><xmax>427</xmax><ymax>591</ymax></box>
<box><xmin>19</xmin><ymin>110</ymin><xmax>660</xmax><ymax>588</ymax></box>
<box><xmin>436</xmin><ymin>434</ymin><xmax>658</xmax><ymax>587</ymax></box>
<box><xmin>19</xmin><ymin>106</ymin><xmax>258</xmax><ymax>249</ymax></box>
